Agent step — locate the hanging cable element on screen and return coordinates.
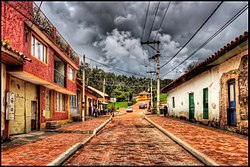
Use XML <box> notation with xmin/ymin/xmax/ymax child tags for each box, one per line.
<box><xmin>147</xmin><ymin>1</ymin><xmax>161</xmax><ymax>41</ymax></box>
<box><xmin>161</xmin><ymin>4</ymin><xmax>248</xmax><ymax>78</ymax></box>
<box><xmin>141</xmin><ymin>2</ymin><xmax>151</xmax><ymax>41</ymax></box>
<box><xmin>160</xmin><ymin>1</ymin><xmax>224</xmax><ymax>69</ymax></box>
<box><xmin>153</xmin><ymin>1</ymin><xmax>171</xmax><ymax>41</ymax></box>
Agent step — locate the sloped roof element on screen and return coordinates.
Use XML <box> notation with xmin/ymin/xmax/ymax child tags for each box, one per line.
<box><xmin>161</xmin><ymin>31</ymin><xmax>248</xmax><ymax>93</ymax></box>
<box><xmin>87</xmin><ymin>86</ymin><xmax>109</xmax><ymax>97</ymax></box>
<box><xmin>1</xmin><ymin>40</ymin><xmax>32</xmax><ymax>64</ymax></box>
<box><xmin>139</xmin><ymin>91</ymin><xmax>150</xmax><ymax>95</ymax></box>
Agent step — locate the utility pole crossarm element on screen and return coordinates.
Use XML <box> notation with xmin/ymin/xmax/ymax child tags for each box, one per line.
<box><xmin>141</xmin><ymin>40</ymin><xmax>161</xmax><ymax>116</ymax></box>
<box><xmin>141</xmin><ymin>41</ymin><xmax>160</xmax><ymax>45</ymax></box>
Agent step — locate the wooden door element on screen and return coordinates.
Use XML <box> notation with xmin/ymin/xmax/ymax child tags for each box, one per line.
<box><xmin>227</xmin><ymin>80</ymin><xmax>236</xmax><ymax>126</ymax></box>
<box><xmin>189</xmin><ymin>93</ymin><xmax>195</xmax><ymax>120</ymax></box>
<box><xmin>31</xmin><ymin>101</ymin><xmax>37</xmax><ymax>131</ymax></box>
<box><xmin>203</xmin><ymin>88</ymin><xmax>208</xmax><ymax>119</ymax></box>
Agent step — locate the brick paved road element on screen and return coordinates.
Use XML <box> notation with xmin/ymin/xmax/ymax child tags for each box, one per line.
<box><xmin>1</xmin><ymin>116</ymin><xmax>110</xmax><ymax>166</ymax></box>
<box><xmin>64</xmin><ymin>102</ymin><xmax>204</xmax><ymax>166</ymax></box>
<box><xmin>147</xmin><ymin>115</ymin><xmax>248</xmax><ymax>166</ymax></box>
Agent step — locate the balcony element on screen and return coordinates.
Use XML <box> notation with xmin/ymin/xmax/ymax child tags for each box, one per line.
<box><xmin>33</xmin><ymin>2</ymin><xmax>79</xmax><ymax>66</ymax></box>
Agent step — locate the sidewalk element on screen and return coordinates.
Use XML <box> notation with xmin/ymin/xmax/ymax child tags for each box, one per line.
<box><xmin>146</xmin><ymin>114</ymin><xmax>248</xmax><ymax>166</ymax></box>
<box><xmin>1</xmin><ymin>115</ymin><xmax>110</xmax><ymax>166</ymax></box>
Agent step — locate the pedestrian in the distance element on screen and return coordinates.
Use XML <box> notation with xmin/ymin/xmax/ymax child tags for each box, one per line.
<box><xmin>163</xmin><ymin>105</ymin><xmax>168</xmax><ymax>117</ymax></box>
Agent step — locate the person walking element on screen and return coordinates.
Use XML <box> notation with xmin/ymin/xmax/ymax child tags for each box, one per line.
<box><xmin>163</xmin><ymin>105</ymin><xmax>168</xmax><ymax>117</ymax></box>
<box><xmin>111</xmin><ymin>105</ymin><xmax>115</xmax><ymax>117</ymax></box>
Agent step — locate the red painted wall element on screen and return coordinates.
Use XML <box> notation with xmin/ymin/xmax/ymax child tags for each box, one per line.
<box><xmin>40</xmin><ymin>86</ymin><xmax>68</xmax><ymax>123</ymax></box>
<box><xmin>2</xmin><ymin>2</ymin><xmax>77</xmax><ymax>94</ymax></box>
<box><xmin>23</xmin><ymin>30</ymin><xmax>54</xmax><ymax>83</ymax></box>
<box><xmin>1</xmin><ymin>2</ymin><xmax>33</xmax><ymax>51</ymax></box>
<box><xmin>67</xmin><ymin>79</ymin><xmax>77</xmax><ymax>94</ymax></box>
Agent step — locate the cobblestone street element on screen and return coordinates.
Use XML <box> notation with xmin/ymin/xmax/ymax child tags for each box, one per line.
<box><xmin>1</xmin><ymin>116</ymin><xmax>110</xmax><ymax>166</ymax></box>
<box><xmin>63</xmin><ymin>103</ymin><xmax>204</xmax><ymax>166</ymax></box>
<box><xmin>147</xmin><ymin>115</ymin><xmax>248</xmax><ymax>166</ymax></box>
<box><xmin>1</xmin><ymin>102</ymin><xmax>248</xmax><ymax>166</ymax></box>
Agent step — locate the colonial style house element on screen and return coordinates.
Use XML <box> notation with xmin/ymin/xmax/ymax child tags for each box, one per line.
<box><xmin>137</xmin><ymin>91</ymin><xmax>150</xmax><ymax>101</ymax></box>
<box><xmin>1</xmin><ymin>40</ymin><xmax>32</xmax><ymax>139</ymax></box>
<box><xmin>1</xmin><ymin>2</ymin><xmax>80</xmax><ymax>140</ymax></box>
<box><xmin>71</xmin><ymin>78</ymin><xmax>110</xmax><ymax>121</ymax></box>
<box><xmin>87</xmin><ymin>85</ymin><xmax>110</xmax><ymax>115</ymax></box>
<box><xmin>161</xmin><ymin>31</ymin><xmax>248</xmax><ymax>134</ymax></box>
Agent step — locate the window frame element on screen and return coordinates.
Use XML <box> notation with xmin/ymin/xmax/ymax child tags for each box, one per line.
<box><xmin>55</xmin><ymin>92</ymin><xmax>66</xmax><ymax>112</ymax></box>
<box><xmin>172</xmin><ymin>97</ymin><xmax>175</xmax><ymax>108</ymax></box>
<box><xmin>68</xmin><ymin>66</ymin><xmax>75</xmax><ymax>81</ymax></box>
<box><xmin>31</xmin><ymin>33</ymin><xmax>48</xmax><ymax>65</ymax></box>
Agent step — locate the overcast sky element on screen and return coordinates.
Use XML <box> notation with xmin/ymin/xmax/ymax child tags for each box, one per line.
<box><xmin>36</xmin><ymin>1</ymin><xmax>248</xmax><ymax>80</ymax></box>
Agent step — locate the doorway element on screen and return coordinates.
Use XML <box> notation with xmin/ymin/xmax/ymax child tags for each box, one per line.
<box><xmin>227</xmin><ymin>79</ymin><xmax>236</xmax><ymax>126</ymax></box>
<box><xmin>189</xmin><ymin>93</ymin><xmax>195</xmax><ymax>120</ymax></box>
<box><xmin>31</xmin><ymin>101</ymin><xmax>37</xmax><ymax>131</ymax></box>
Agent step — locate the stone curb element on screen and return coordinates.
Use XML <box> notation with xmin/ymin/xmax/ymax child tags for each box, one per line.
<box><xmin>47</xmin><ymin>115</ymin><xmax>113</xmax><ymax>166</ymax></box>
<box><xmin>144</xmin><ymin>115</ymin><xmax>219</xmax><ymax>166</ymax></box>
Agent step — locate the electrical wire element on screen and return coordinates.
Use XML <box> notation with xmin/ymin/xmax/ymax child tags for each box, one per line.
<box><xmin>153</xmin><ymin>1</ymin><xmax>171</xmax><ymax>41</ymax></box>
<box><xmin>141</xmin><ymin>1</ymin><xmax>151</xmax><ymax>41</ymax></box>
<box><xmin>160</xmin><ymin>1</ymin><xmax>224</xmax><ymax>69</ymax></box>
<box><xmin>161</xmin><ymin>4</ymin><xmax>248</xmax><ymax>78</ymax></box>
<box><xmin>147</xmin><ymin>1</ymin><xmax>161</xmax><ymax>41</ymax></box>
<box><xmin>77</xmin><ymin>53</ymin><xmax>145</xmax><ymax>77</ymax></box>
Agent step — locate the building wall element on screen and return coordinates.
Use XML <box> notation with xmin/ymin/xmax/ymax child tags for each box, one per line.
<box><xmin>1</xmin><ymin>2</ymin><xmax>33</xmax><ymax>50</ymax></box>
<box><xmin>167</xmin><ymin>66</ymin><xmax>220</xmax><ymax>122</ymax></box>
<box><xmin>219</xmin><ymin>50</ymin><xmax>248</xmax><ymax>134</ymax></box>
<box><xmin>9</xmin><ymin>76</ymin><xmax>38</xmax><ymax>135</ymax></box>
<box><xmin>1</xmin><ymin>63</ymin><xmax>6</xmax><ymax>136</ymax></box>
<box><xmin>2</xmin><ymin>2</ymin><xmax>76</xmax><ymax>95</ymax></box>
<box><xmin>85</xmin><ymin>91</ymin><xmax>97</xmax><ymax>116</ymax></box>
<box><xmin>39</xmin><ymin>86</ymin><xmax>69</xmax><ymax>127</ymax></box>
<box><xmin>23</xmin><ymin>31</ymin><xmax>54</xmax><ymax>83</ymax></box>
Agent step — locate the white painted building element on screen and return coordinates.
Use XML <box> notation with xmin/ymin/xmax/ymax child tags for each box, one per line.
<box><xmin>161</xmin><ymin>31</ymin><xmax>248</xmax><ymax>134</ymax></box>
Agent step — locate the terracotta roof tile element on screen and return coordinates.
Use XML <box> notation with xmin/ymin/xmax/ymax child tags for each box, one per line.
<box><xmin>1</xmin><ymin>40</ymin><xmax>32</xmax><ymax>62</ymax></box>
<box><xmin>161</xmin><ymin>31</ymin><xmax>248</xmax><ymax>92</ymax></box>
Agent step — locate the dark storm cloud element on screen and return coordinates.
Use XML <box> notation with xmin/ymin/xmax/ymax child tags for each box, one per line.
<box><xmin>38</xmin><ymin>1</ymin><xmax>248</xmax><ymax>79</ymax></box>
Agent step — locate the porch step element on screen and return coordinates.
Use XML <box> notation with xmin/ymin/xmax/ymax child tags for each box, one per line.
<box><xmin>45</xmin><ymin>121</ymin><xmax>61</xmax><ymax>129</ymax></box>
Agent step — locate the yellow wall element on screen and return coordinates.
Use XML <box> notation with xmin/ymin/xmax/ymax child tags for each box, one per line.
<box><xmin>137</xmin><ymin>95</ymin><xmax>150</xmax><ymax>101</ymax></box>
<box><xmin>9</xmin><ymin>77</ymin><xmax>38</xmax><ymax>135</ymax></box>
<box><xmin>1</xmin><ymin>63</ymin><xmax>6</xmax><ymax>133</ymax></box>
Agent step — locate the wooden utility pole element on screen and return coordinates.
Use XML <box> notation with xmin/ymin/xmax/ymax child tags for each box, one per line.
<box><xmin>146</xmin><ymin>70</ymin><xmax>156</xmax><ymax>109</ymax></box>
<box><xmin>82</xmin><ymin>54</ymin><xmax>85</xmax><ymax>121</ymax></box>
<box><xmin>141</xmin><ymin>40</ymin><xmax>160</xmax><ymax>115</ymax></box>
<box><xmin>103</xmin><ymin>77</ymin><xmax>105</xmax><ymax>102</ymax></box>
<box><xmin>156</xmin><ymin>42</ymin><xmax>160</xmax><ymax>116</ymax></box>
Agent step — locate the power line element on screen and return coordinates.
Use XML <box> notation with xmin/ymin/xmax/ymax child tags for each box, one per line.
<box><xmin>147</xmin><ymin>1</ymin><xmax>160</xmax><ymax>41</ymax></box>
<box><xmin>153</xmin><ymin>1</ymin><xmax>171</xmax><ymax>41</ymax></box>
<box><xmin>161</xmin><ymin>4</ymin><xmax>248</xmax><ymax>78</ymax></box>
<box><xmin>141</xmin><ymin>2</ymin><xmax>151</xmax><ymax>41</ymax></box>
<box><xmin>160</xmin><ymin>1</ymin><xmax>224</xmax><ymax>69</ymax></box>
<box><xmin>77</xmin><ymin>53</ymin><xmax>145</xmax><ymax>77</ymax></box>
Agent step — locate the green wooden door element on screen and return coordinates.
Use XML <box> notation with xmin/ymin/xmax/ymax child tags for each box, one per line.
<box><xmin>189</xmin><ymin>93</ymin><xmax>195</xmax><ymax>119</ymax></box>
<box><xmin>203</xmin><ymin>88</ymin><xmax>208</xmax><ymax>119</ymax></box>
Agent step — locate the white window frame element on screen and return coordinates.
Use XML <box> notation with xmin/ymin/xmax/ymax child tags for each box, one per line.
<box><xmin>55</xmin><ymin>92</ymin><xmax>65</xmax><ymax>112</ymax></box>
<box><xmin>68</xmin><ymin>66</ymin><xmax>75</xmax><ymax>81</ymax></box>
<box><xmin>31</xmin><ymin>34</ymin><xmax>47</xmax><ymax>64</ymax></box>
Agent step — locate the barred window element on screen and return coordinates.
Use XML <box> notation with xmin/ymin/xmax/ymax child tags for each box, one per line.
<box><xmin>55</xmin><ymin>92</ymin><xmax>65</xmax><ymax>111</ymax></box>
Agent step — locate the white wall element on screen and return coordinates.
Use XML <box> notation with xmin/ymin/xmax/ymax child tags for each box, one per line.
<box><xmin>167</xmin><ymin>66</ymin><xmax>220</xmax><ymax>121</ymax></box>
